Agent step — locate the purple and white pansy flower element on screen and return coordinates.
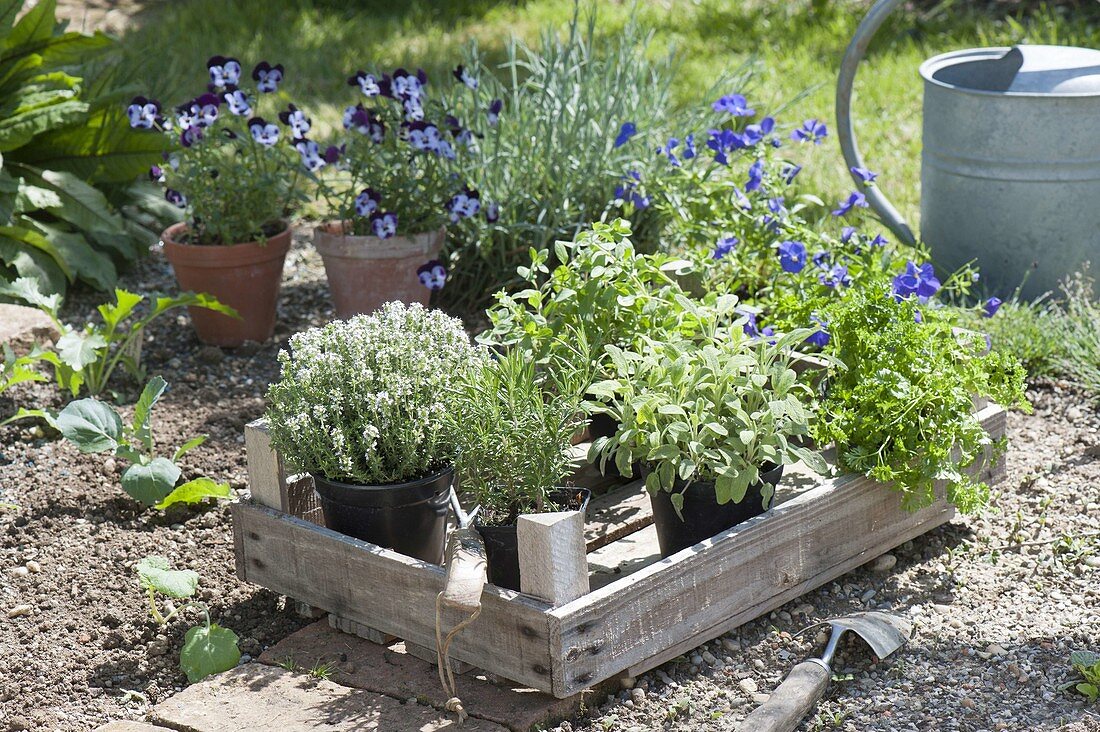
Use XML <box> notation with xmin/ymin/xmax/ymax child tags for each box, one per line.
<box><xmin>404</xmin><ymin>121</ymin><xmax>455</xmax><ymax>159</ymax></box>
<box><xmin>348</xmin><ymin>70</ymin><xmax>382</xmax><ymax>97</ymax></box>
<box><xmin>126</xmin><ymin>96</ymin><xmax>161</xmax><ymax>129</ymax></box>
<box><xmin>252</xmin><ymin>62</ymin><xmax>284</xmax><ymax>93</ymax></box>
<box><xmin>389</xmin><ymin>68</ymin><xmax>427</xmax><ymax>101</ymax></box>
<box><xmin>484</xmin><ymin>202</ymin><xmax>500</xmax><ymax>223</ymax></box>
<box><xmin>344</xmin><ymin>104</ymin><xmax>385</xmax><ymax>142</ymax></box>
<box><xmin>453</xmin><ymin>65</ymin><xmax>478</xmax><ymax>90</ymax></box>
<box><xmin>207</xmin><ymin>56</ymin><xmax>242</xmax><ymax>88</ymax></box>
<box><xmin>165</xmin><ymin>189</ymin><xmax>187</xmax><ymax>208</ymax></box>
<box><xmin>148</xmin><ymin>165</ymin><xmax>165</xmax><ymax>183</ymax></box>
<box><xmin>279</xmin><ymin>104</ymin><xmax>311</xmax><ymax>140</ymax></box>
<box><xmin>221</xmin><ymin>87</ymin><xmax>251</xmax><ymax>116</ymax></box>
<box><xmin>417</xmin><ymin>260</ymin><xmax>448</xmax><ymax>291</ymax></box>
<box><xmin>371</xmin><ymin>211</ymin><xmax>398</xmax><ymax>239</ymax></box>
<box><xmin>448</xmin><ymin>187</ymin><xmax>481</xmax><ymax>223</ymax></box>
<box><xmin>248</xmin><ymin>117</ymin><xmax>280</xmax><ymax>146</ymax></box>
<box><xmin>295</xmin><ymin>140</ymin><xmax>326</xmax><ymax>171</ymax></box>
<box><xmin>180</xmin><ymin>126</ymin><xmax>204</xmax><ymax>148</ymax></box>
<box><xmin>354</xmin><ymin>188</ymin><xmax>381</xmax><ymax>218</ymax></box>
<box><xmin>177</xmin><ymin>93</ymin><xmax>220</xmax><ymax>130</ymax></box>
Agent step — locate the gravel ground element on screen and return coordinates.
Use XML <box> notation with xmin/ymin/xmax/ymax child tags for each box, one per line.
<box><xmin>1</xmin><ymin>235</ymin><xmax>1098</xmax><ymax>732</ymax></box>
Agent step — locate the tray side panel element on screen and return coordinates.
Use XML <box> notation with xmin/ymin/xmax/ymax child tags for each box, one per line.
<box><xmin>549</xmin><ymin>405</ymin><xmax>1006</xmax><ymax>696</ymax></box>
<box><xmin>233</xmin><ymin>502</ymin><xmax>556</xmax><ymax>692</ymax></box>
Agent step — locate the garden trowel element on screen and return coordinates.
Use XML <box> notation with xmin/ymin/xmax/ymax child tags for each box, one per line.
<box><xmin>738</xmin><ymin>611</ymin><xmax>912</xmax><ymax>732</ymax></box>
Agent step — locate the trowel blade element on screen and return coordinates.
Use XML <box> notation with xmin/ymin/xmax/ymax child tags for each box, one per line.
<box><xmin>828</xmin><ymin>611</ymin><xmax>912</xmax><ymax>660</ymax></box>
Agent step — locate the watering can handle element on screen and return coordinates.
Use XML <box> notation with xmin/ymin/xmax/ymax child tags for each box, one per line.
<box><xmin>836</xmin><ymin>0</ymin><xmax>917</xmax><ymax>246</ymax></box>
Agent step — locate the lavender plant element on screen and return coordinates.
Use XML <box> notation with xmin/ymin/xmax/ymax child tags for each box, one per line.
<box><xmin>125</xmin><ymin>56</ymin><xmax>315</xmax><ymax>245</ymax></box>
<box><xmin>265</xmin><ymin>302</ymin><xmax>482</xmax><ymax>485</ymax></box>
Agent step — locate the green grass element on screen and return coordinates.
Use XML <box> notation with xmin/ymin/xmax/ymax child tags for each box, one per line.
<box><xmin>116</xmin><ymin>0</ymin><xmax>1100</xmax><ymax>230</ymax></box>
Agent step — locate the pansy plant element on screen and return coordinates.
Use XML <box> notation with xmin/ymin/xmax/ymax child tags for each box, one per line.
<box><xmin>125</xmin><ymin>57</ymin><xmax>313</xmax><ymax>245</ymax></box>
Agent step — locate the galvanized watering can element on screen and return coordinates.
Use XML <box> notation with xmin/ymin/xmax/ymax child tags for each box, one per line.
<box><xmin>837</xmin><ymin>0</ymin><xmax>1100</xmax><ymax>300</ymax></box>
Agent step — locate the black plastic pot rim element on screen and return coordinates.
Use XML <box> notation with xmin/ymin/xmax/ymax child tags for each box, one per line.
<box><xmin>311</xmin><ymin>465</ymin><xmax>453</xmax><ymax>507</ymax></box>
<box><xmin>475</xmin><ymin>487</ymin><xmax>591</xmax><ymax>530</ymax></box>
<box><xmin>642</xmin><ymin>462</ymin><xmax>783</xmax><ymax>493</ymax></box>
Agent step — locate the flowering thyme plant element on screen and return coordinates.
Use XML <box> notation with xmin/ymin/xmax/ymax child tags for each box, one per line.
<box><xmin>265</xmin><ymin>302</ymin><xmax>481</xmax><ymax>485</ymax></box>
<box><xmin>317</xmin><ymin>65</ymin><xmax>497</xmax><ymax>240</ymax></box>
<box><xmin>125</xmin><ymin>56</ymin><xmax>314</xmax><ymax>245</ymax></box>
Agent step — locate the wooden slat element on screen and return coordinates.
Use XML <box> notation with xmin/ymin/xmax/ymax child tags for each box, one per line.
<box><xmin>583</xmin><ymin>480</ymin><xmax>651</xmax><ymax>552</ymax></box>
<box><xmin>548</xmin><ymin>405</ymin><xmax>1005</xmax><ymax>697</ymax></box>
<box><xmin>245</xmin><ymin>419</ymin><xmax>288</xmax><ymax>511</ymax></box>
<box><xmin>233</xmin><ymin>502</ymin><xmax>556</xmax><ymax>692</ymax></box>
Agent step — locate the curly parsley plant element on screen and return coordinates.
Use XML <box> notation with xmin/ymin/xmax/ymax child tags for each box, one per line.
<box><xmin>266</xmin><ymin>302</ymin><xmax>481</xmax><ymax>485</ymax></box>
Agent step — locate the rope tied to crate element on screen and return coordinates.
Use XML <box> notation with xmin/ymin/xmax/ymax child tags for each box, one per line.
<box><xmin>435</xmin><ymin>524</ymin><xmax>488</xmax><ymax>724</ymax></box>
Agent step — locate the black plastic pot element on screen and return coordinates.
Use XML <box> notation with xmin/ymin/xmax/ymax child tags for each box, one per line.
<box><xmin>476</xmin><ymin>488</ymin><xmax>592</xmax><ymax>592</ymax></box>
<box><xmin>312</xmin><ymin>466</ymin><xmax>453</xmax><ymax>564</ymax></box>
<box><xmin>648</xmin><ymin>464</ymin><xmax>784</xmax><ymax>559</ymax></box>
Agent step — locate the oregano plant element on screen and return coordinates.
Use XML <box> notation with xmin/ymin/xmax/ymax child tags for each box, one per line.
<box><xmin>136</xmin><ymin>556</ymin><xmax>240</xmax><ymax>683</ymax></box>
<box><xmin>20</xmin><ymin>376</ymin><xmax>229</xmax><ymax>507</ymax></box>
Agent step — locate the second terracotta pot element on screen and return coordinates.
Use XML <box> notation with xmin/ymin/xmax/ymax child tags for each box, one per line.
<box><xmin>313</xmin><ymin>222</ymin><xmax>443</xmax><ymax>319</ymax></box>
<box><xmin>161</xmin><ymin>222</ymin><xmax>292</xmax><ymax>347</ymax></box>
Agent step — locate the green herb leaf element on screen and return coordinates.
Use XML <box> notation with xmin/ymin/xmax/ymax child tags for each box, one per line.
<box><xmin>155</xmin><ymin>478</ymin><xmax>231</xmax><ymax>510</ymax></box>
<box><xmin>132</xmin><ymin>376</ymin><xmax>167</xmax><ymax>452</ymax></box>
<box><xmin>180</xmin><ymin>623</ymin><xmax>240</xmax><ymax>683</ymax></box>
<box><xmin>136</xmin><ymin>556</ymin><xmax>198</xmax><ymax>599</ymax></box>
<box><xmin>55</xmin><ymin>398</ymin><xmax>121</xmax><ymax>453</ymax></box>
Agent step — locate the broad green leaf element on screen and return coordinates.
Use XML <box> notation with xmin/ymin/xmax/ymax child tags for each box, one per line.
<box><xmin>132</xmin><ymin>376</ymin><xmax>167</xmax><ymax>451</ymax></box>
<box><xmin>148</xmin><ymin>292</ymin><xmax>239</xmax><ymax>322</ymax></box>
<box><xmin>121</xmin><ymin>458</ymin><xmax>180</xmax><ymax>506</ymax></box>
<box><xmin>0</xmin><ymin>223</ymin><xmax>70</xmax><ymax>278</ymax></box>
<box><xmin>180</xmin><ymin>623</ymin><xmax>240</xmax><ymax>683</ymax></box>
<box><xmin>25</xmin><ymin>220</ymin><xmax>116</xmax><ymax>291</ymax></box>
<box><xmin>669</xmin><ymin>491</ymin><xmax>685</xmax><ymax>520</ymax></box>
<box><xmin>11</xmin><ymin>165</ymin><xmax>124</xmax><ymax>235</ymax></box>
<box><xmin>173</xmin><ymin>435</ymin><xmax>207</xmax><ymax>462</ymax></box>
<box><xmin>793</xmin><ymin>446</ymin><xmax>829</xmax><ymax>476</ymax></box>
<box><xmin>136</xmin><ymin>555</ymin><xmax>198</xmax><ymax>599</ymax></box>
<box><xmin>0</xmin><ymin>99</ymin><xmax>86</xmax><ymax>152</ymax></box>
<box><xmin>0</xmin><ymin>406</ymin><xmax>55</xmax><ymax>428</ymax></box>
<box><xmin>97</xmin><ymin>289</ymin><xmax>143</xmax><ymax>330</ymax></box>
<box><xmin>0</xmin><ymin>275</ymin><xmax>59</xmax><ymax>313</ymax></box>
<box><xmin>5</xmin><ymin>0</ymin><xmax>57</xmax><ymax>49</ymax></box>
<box><xmin>0</xmin><ymin>239</ymin><xmax>67</xmax><ymax>295</ymax></box>
<box><xmin>55</xmin><ymin>398</ymin><xmax>120</xmax><ymax>452</ymax></box>
<box><xmin>56</xmin><ymin>329</ymin><xmax>106</xmax><ymax>370</ymax></box>
<box><xmin>155</xmin><ymin>478</ymin><xmax>231</xmax><ymax>510</ymax></box>
<box><xmin>1071</xmin><ymin>651</ymin><xmax>1100</xmax><ymax>671</ymax></box>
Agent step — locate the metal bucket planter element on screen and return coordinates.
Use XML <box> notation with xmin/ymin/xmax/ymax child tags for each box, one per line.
<box><xmin>313</xmin><ymin>222</ymin><xmax>443</xmax><ymax>319</ymax></box>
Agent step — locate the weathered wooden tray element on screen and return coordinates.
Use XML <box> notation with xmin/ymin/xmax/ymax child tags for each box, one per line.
<box><xmin>232</xmin><ymin>403</ymin><xmax>1006</xmax><ymax>698</ymax></box>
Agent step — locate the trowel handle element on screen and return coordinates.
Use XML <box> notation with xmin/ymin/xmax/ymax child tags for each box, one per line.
<box><xmin>739</xmin><ymin>660</ymin><xmax>831</xmax><ymax>732</ymax></box>
<box><xmin>440</xmin><ymin>526</ymin><xmax>488</xmax><ymax>613</ymax></box>
<box><xmin>836</xmin><ymin>0</ymin><xmax>917</xmax><ymax>246</ymax></box>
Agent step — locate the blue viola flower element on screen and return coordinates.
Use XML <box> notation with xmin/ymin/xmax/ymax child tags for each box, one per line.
<box><xmin>983</xmin><ymin>297</ymin><xmax>1003</xmax><ymax>318</ymax></box>
<box><xmin>712</xmin><ymin>94</ymin><xmax>755</xmax><ymax>117</ymax></box>
<box><xmin>780</xmin><ymin>162</ymin><xmax>802</xmax><ymax>185</ymax></box>
<box><xmin>737</xmin><ymin>308</ymin><xmax>774</xmax><ymax>339</ymax></box>
<box><xmin>777</xmin><ymin>240</ymin><xmax>806</xmax><ymax>273</ymax></box>
<box><xmin>790</xmin><ymin>119</ymin><xmax>827</xmax><ymax>144</ymax></box>
<box><xmin>418</xmin><ymin>260</ymin><xmax>448</xmax><ymax>291</ymax></box>
<box><xmin>683</xmin><ymin>133</ymin><xmax>696</xmax><ymax>160</ymax></box>
<box><xmin>221</xmin><ymin>87</ymin><xmax>251</xmax><ymax>117</ymax></box>
<box><xmin>850</xmin><ymin>166</ymin><xmax>878</xmax><ymax>184</ymax></box>
<box><xmin>870</xmin><ymin>233</ymin><xmax>888</xmax><ymax>247</ymax></box>
<box><xmin>485</xmin><ymin>202</ymin><xmax>500</xmax><ymax>223</ymax></box>
<box><xmin>767</xmin><ymin>197</ymin><xmax>786</xmax><ymax>215</ymax></box>
<box><xmin>914</xmin><ymin>309</ymin><xmax>923</xmax><ymax>323</ymax></box>
<box><xmin>831</xmin><ymin>191</ymin><xmax>868</xmax><ymax>217</ymax></box>
<box><xmin>165</xmin><ymin>189</ymin><xmax>187</xmax><ymax>208</ymax></box>
<box><xmin>348</xmin><ymin>70</ymin><xmax>381</xmax><ymax>97</ymax></box>
<box><xmin>741</xmin><ymin>116</ymin><xmax>775</xmax><ymax>147</ymax></box>
<box><xmin>706</xmin><ymin>128</ymin><xmax>744</xmax><ymax>165</ymax></box>
<box><xmin>818</xmin><ymin>263</ymin><xmax>851</xmax><ymax>288</ymax></box>
<box><xmin>487</xmin><ymin>98</ymin><xmax>503</xmax><ymax>126</ymax></box>
<box><xmin>371</xmin><ymin>211</ymin><xmax>398</xmax><ymax>239</ymax></box>
<box><xmin>733</xmin><ymin>186</ymin><xmax>752</xmax><ymax>210</ymax></box>
<box><xmin>614</xmin><ymin>170</ymin><xmax>650</xmax><ymax>210</ymax></box>
<box><xmin>745</xmin><ymin>159</ymin><xmax>765</xmax><ymax>193</ymax></box>
<box><xmin>279</xmin><ymin>104</ymin><xmax>311</xmax><ymax>140</ymax></box>
<box><xmin>247</xmin><ymin>117</ymin><xmax>280</xmax><ymax>147</ymax></box>
<box><xmin>354</xmin><ymin>188</ymin><xmax>380</xmax><ymax>217</ymax></box>
<box><xmin>448</xmin><ymin>187</ymin><xmax>481</xmax><ymax>223</ymax></box>
<box><xmin>659</xmin><ymin>137</ymin><xmax>681</xmax><ymax>166</ymax></box>
<box><xmin>453</xmin><ymin>65</ymin><xmax>478</xmax><ymax>90</ymax></box>
<box><xmin>892</xmin><ymin>261</ymin><xmax>941</xmax><ymax>302</ymax></box>
<box><xmin>840</xmin><ymin>226</ymin><xmax>857</xmax><ymax>243</ymax></box>
<box><xmin>614</xmin><ymin>122</ymin><xmax>637</xmax><ymax>148</ymax></box>
<box><xmin>812</xmin><ymin>251</ymin><xmax>831</xmax><ymax>269</ymax></box>
<box><xmin>126</xmin><ymin>96</ymin><xmax>161</xmax><ymax>129</ymax></box>
<box><xmin>713</xmin><ymin>235</ymin><xmax>738</xmax><ymax>260</ymax></box>
<box><xmin>295</xmin><ymin>140</ymin><xmax>326</xmax><ymax>172</ymax></box>
<box><xmin>252</xmin><ymin>62</ymin><xmax>284</xmax><ymax>93</ymax></box>
<box><xmin>207</xmin><ymin>56</ymin><xmax>241</xmax><ymax>88</ymax></box>
<box><xmin>806</xmin><ymin>314</ymin><xmax>830</xmax><ymax>347</ymax></box>
<box><xmin>148</xmin><ymin>165</ymin><xmax>164</xmax><ymax>183</ymax></box>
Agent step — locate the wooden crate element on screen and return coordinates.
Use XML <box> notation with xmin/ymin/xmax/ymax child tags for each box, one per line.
<box><xmin>233</xmin><ymin>403</ymin><xmax>1007</xmax><ymax>698</ymax></box>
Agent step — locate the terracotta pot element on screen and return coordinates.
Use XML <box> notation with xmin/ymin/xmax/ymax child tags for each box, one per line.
<box><xmin>161</xmin><ymin>222</ymin><xmax>292</xmax><ymax>347</ymax></box>
<box><xmin>313</xmin><ymin>222</ymin><xmax>443</xmax><ymax>319</ymax></box>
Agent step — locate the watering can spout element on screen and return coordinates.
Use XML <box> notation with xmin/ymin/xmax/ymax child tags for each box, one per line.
<box><xmin>836</xmin><ymin>0</ymin><xmax>916</xmax><ymax>245</ymax></box>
